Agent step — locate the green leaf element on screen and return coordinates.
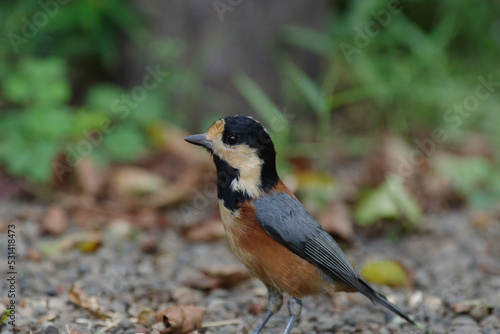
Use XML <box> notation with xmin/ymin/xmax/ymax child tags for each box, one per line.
<box><xmin>355</xmin><ymin>184</ymin><xmax>398</xmax><ymax>226</ymax></box>
<box><xmin>103</xmin><ymin>125</ymin><xmax>147</xmax><ymax>161</ymax></box>
<box><xmin>233</xmin><ymin>72</ymin><xmax>287</xmax><ymax>127</ymax></box>
<box><xmin>24</xmin><ymin>107</ymin><xmax>74</xmax><ymax>139</ymax></box>
<box><xmin>85</xmin><ymin>84</ymin><xmax>126</xmax><ymax>112</ymax></box>
<box><xmin>431</xmin><ymin>153</ymin><xmax>500</xmax><ymax>210</ymax></box>
<box><xmin>0</xmin><ymin>308</ymin><xmax>15</xmax><ymax>324</ymax></box>
<box><xmin>232</xmin><ymin>72</ymin><xmax>291</xmax><ymax>158</ymax></box>
<box><xmin>361</xmin><ymin>260</ymin><xmax>409</xmax><ymax>287</ymax></box>
<box><xmin>283</xmin><ymin>62</ymin><xmax>328</xmax><ymax>116</ymax></box>
<box><xmin>2</xmin><ymin>58</ymin><xmax>70</xmax><ymax>106</ymax></box>
<box><xmin>355</xmin><ymin>176</ymin><xmax>422</xmax><ymax>227</ymax></box>
<box><xmin>295</xmin><ymin>171</ymin><xmax>339</xmax><ymax>214</ymax></box>
<box><xmin>0</xmin><ymin>132</ymin><xmax>60</xmax><ymax>183</ymax></box>
<box><xmin>280</xmin><ymin>25</ymin><xmax>334</xmax><ymax>56</ymax></box>
<box><xmin>432</xmin><ymin>154</ymin><xmax>492</xmax><ymax>196</ymax></box>
<box><xmin>129</xmin><ymin>92</ymin><xmax>165</xmax><ymax>125</ymax></box>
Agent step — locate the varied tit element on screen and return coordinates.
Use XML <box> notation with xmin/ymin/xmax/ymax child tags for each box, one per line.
<box><xmin>185</xmin><ymin>115</ymin><xmax>415</xmax><ymax>334</ymax></box>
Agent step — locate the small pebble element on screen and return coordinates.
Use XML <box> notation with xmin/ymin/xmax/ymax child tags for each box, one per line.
<box><xmin>44</xmin><ymin>325</ymin><xmax>59</xmax><ymax>334</ymax></box>
<box><xmin>315</xmin><ymin>316</ymin><xmax>337</xmax><ymax>331</ymax></box>
<box><xmin>452</xmin><ymin>315</ymin><xmax>479</xmax><ymax>327</ymax></box>
<box><xmin>428</xmin><ymin>323</ymin><xmax>447</xmax><ymax>334</ymax></box>
<box><xmin>480</xmin><ymin>315</ymin><xmax>500</xmax><ymax>328</ymax></box>
<box><xmin>450</xmin><ymin>315</ymin><xmax>481</xmax><ymax>334</ymax></box>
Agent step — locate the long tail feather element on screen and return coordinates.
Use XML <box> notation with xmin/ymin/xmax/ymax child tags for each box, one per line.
<box><xmin>357</xmin><ymin>278</ymin><xmax>415</xmax><ymax>325</ymax></box>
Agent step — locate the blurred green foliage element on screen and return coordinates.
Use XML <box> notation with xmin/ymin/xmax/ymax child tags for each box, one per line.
<box><xmin>1</xmin><ymin>0</ymin><xmax>499</xmax><ymax>215</ymax></box>
<box><xmin>432</xmin><ymin>154</ymin><xmax>500</xmax><ymax>210</ymax></box>
<box><xmin>355</xmin><ymin>177</ymin><xmax>422</xmax><ymax>228</ymax></box>
<box><xmin>234</xmin><ymin>0</ymin><xmax>500</xmax><ymax>212</ymax></box>
<box><xmin>0</xmin><ymin>1</ymin><xmax>182</xmax><ymax>183</ymax></box>
<box><xmin>280</xmin><ymin>0</ymin><xmax>500</xmax><ymax>135</ymax></box>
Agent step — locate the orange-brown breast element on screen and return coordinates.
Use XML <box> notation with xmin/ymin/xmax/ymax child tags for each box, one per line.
<box><xmin>220</xmin><ymin>196</ymin><xmax>330</xmax><ymax>299</ymax></box>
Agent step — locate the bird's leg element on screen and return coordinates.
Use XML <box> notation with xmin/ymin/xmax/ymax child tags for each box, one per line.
<box><xmin>251</xmin><ymin>284</ymin><xmax>283</xmax><ymax>334</ymax></box>
<box><xmin>283</xmin><ymin>296</ymin><xmax>302</xmax><ymax>334</ymax></box>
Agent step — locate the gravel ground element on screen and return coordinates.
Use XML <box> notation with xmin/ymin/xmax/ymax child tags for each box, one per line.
<box><xmin>1</xmin><ymin>201</ymin><xmax>500</xmax><ymax>334</ymax></box>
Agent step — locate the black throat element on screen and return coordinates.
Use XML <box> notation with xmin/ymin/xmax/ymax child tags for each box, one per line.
<box><xmin>213</xmin><ymin>154</ymin><xmax>279</xmax><ymax>211</ymax></box>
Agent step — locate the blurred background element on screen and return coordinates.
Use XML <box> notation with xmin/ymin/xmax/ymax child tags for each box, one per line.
<box><xmin>1</xmin><ymin>0</ymin><xmax>500</xmax><ymax>214</ymax></box>
<box><xmin>1</xmin><ymin>0</ymin><xmax>500</xmax><ymax>332</ymax></box>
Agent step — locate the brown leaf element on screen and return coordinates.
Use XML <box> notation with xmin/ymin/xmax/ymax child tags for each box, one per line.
<box><xmin>109</xmin><ymin>167</ymin><xmax>166</xmax><ymax>197</ymax></box>
<box><xmin>361</xmin><ymin>136</ymin><xmax>415</xmax><ymax>187</ymax></box>
<box><xmin>148</xmin><ymin>185</ymin><xmax>192</xmax><ymax>207</ymax></box>
<box><xmin>140</xmin><ymin>233</ymin><xmax>159</xmax><ymax>254</ymax></box>
<box><xmin>450</xmin><ymin>300</ymin><xmax>483</xmax><ymax>314</ymax></box>
<box><xmin>472</xmin><ymin>211</ymin><xmax>494</xmax><ymax>230</ymax></box>
<box><xmin>38</xmin><ymin>312</ymin><xmax>57</xmax><ymax>324</ymax></box>
<box><xmin>137</xmin><ymin>308</ymin><xmax>156</xmax><ymax>326</ymax></box>
<box><xmin>248</xmin><ymin>302</ymin><xmax>265</xmax><ymax>316</ymax></box>
<box><xmin>133</xmin><ymin>207</ymin><xmax>161</xmax><ymax>229</ymax></box>
<box><xmin>171</xmin><ymin>287</ymin><xmax>202</xmax><ymax>305</ymax></box>
<box><xmin>155</xmin><ymin>305</ymin><xmax>205</xmax><ymax>334</ymax></box>
<box><xmin>317</xmin><ymin>200</ymin><xmax>354</xmax><ymax>241</ymax></box>
<box><xmin>183</xmin><ymin>275</ymin><xmax>220</xmax><ymax>291</ymax></box>
<box><xmin>75</xmin><ymin>158</ymin><xmax>105</xmax><ymax>196</ymax></box>
<box><xmin>183</xmin><ymin>219</ymin><xmax>225</xmax><ymax>242</ymax></box>
<box><xmin>27</xmin><ymin>248</ymin><xmax>42</xmax><ymax>262</ymax></box>
<box><xmin>42</xmin><ymin>205</ymin><xmax>68</xmax><ymax>236</ymax></box>
<box><xmin>68</xmin><ymin>284</ymin><xmax>111</xmax><ymax>319</ymax></box>
<box><xmin>149</xmin><ymin>123</ymin><xmax>209</xmax><ymax>166</ymax></box>
<box><xmin>201</xmin><ymin>265</ymin><xmax>251</xmax><ymax>289</ymax></box>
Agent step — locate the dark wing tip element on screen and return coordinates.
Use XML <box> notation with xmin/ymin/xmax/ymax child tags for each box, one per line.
<box><xmin>357</xmin><ymin>278</ymin><xmax>415</xmax><ymax>325</ymax></box>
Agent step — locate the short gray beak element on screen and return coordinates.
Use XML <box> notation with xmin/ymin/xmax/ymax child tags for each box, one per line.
<box><xmin>184</xmin><ymin>133</ymin><xmax>213</xmax><ymax>150</ymax></box>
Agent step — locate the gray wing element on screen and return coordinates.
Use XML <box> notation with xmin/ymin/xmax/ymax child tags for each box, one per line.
<box><xmin>253</xmin><ymin>192</ymin><xmax>367</xmax><ymax>293</ymax></box>
<box><xmin>254</xmin><ymin>192</ymin><xmax>416</xmax><ymax>324</ymax></box>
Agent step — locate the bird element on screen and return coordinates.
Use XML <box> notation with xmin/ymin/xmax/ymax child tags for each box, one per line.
<box><xmin>185</xmin><ymin>115</ymin><xmax>415</xmax><ymax>334</ymax></box>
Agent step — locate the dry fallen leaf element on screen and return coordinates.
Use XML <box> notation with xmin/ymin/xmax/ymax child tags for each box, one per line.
<box><xmin>317</xmin><ymin>200</ymin><xmax>354</xmax><ymax>241</ymax></box>
<box><xmin>39</xmin><ymin>231</ymin><xmax>102</xmax><ymax>257</ymax></box>
<box><xmin>109</xmin><ymin>167</ymin><xmax>167</xmax><ymax>197</ymax></box>
<box><xmin>42</xmin><ymin>205</ymin><xmax>68</xmax><ymax>236</ymax></box>
<box><xmin>27</xmin><ymin>248</ymin><xmax>43</xmax><ymax>262</ymax></box>
<box><xmin>137</xmin><ymin>307</ymin><xmax>156</xmax><ymax>326</ymax></box>
<box><xmin>140</xmin><ymin>233</ymin><xmax>159</xmax><ymax>254</ymax></box>
<box><xmin>361</xmin><ymin>136</ymin><xmax>414</xmax><ymax>187</ymax></box>
<box><xmin>148</xmin><ymin>185</ymin><xmax>192</xmax><ymax>207</ymax></box>
<box><xmin>201</xmin><ymin>265</ymin><xmax>251</xmax><ymax>289</ymax></box>
<box><xmin>471</xmin><ymin>211</ymin><xmax>494</xmax><ymax>230</ymax></box>
<box><xmin>75</xmin><ymin>157</ymin><xmax>105</xmax><ymax>196</ymax></box>
<box><xmin>37</xmin><ymin>312</ymin><xmax>57</xmax><ymax>324</ymax></box>
<box><xmin>171</xmin><ymin>287</ymin><xmax>203</xmax><ymax>305</ymax></box>
<box><xmin>184</xmin><ymin>219</ymin><xmax>225</xmax><ymax>242</ymax></box>
<box><xmin>68</xmin><ymin>284</ymin><xmax>111</xmax><ymax>319</ymax></box>
<box><xmin>155</xmin><ymin>305</ymin><xmax>205</xmax><ymax>334</ymax></box>
<box><xmin>183</xmin><ymin>275</ymin><xmax>220</xmax><ymax>291</ymax></box>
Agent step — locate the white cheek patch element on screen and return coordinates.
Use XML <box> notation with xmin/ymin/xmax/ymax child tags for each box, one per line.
<box><xmin>229</xmin><ymin>149</ymin><xmax>263</xmax><ymax>198</ymax></box>
<box><xmin>211</xmin><ymin>135</ymin><xmax>263</xmax><ymax>197</ymax></box>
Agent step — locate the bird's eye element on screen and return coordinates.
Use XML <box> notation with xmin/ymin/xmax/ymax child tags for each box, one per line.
<box><xmin>227</xmin><ymin>135</ymin><xmax>239</xmax><ymax>145</ymax></box>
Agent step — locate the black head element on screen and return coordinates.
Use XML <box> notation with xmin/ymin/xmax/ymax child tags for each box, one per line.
<box><xmin>185</xmin><ymin>115</ymin><xmax>279</xmax><ymax>205</ymax></box>
<box><xmin>220</xmin><ymin>115</ymin><xmax>275</xmax><ymax>158</ymax></box>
